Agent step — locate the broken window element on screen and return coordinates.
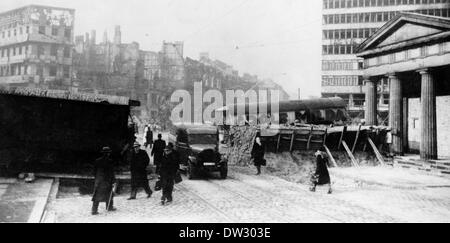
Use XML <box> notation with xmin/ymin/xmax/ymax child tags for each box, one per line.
<box><xmin>10</xmin><ymin>65</ymin><xmax>16</xmax><ymax>76</ymax></box>
<box><xmin>49</xmin><ymin>66</ymin><xmax>57</xmax><ymax>76</ymax></box>
<box><xmin>63</xmin><ymin>66</ymin><xmax>70</xmax><ymax>78</ymax></box>
<box><xmin>64</xmin><ymin>28</ymin><xmax>71</xmax><ymax>38</ymax></box>
<box><xmin>38</xmin><ymin>45</ymin><xmax>45</xmax><ymax>57</ymax></box>
<box><xmin>51</xmin><ymin>45</ymin><xmax>58</xmax><ymax>56</ymax></box>
<box><xmin>52</xmin><ymin>27</ymin><xmax>58</xmax><ymax>36</ymax></box>
<box><xmin>38</xmin><ymin>26</ymin><xmax>46</xmax><ymax>35</ymax></box>
<box><xmin>63</xmin><ymin>47</ymin><xmax>70</xmax><ymax>58</ymax></box>
<box><xmin>36</xmin><ymin>65</ymin><xmax>43</xmax><ymax>77</ymax></box>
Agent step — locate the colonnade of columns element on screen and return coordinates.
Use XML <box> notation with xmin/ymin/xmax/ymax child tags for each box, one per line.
<box><xmin>364</xmin><ymin>69</ymin><xmax>438</xmax><ymax>160</ymax></box>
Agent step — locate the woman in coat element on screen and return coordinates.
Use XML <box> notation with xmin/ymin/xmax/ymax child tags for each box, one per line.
<box><xmin>251</xmin><ymin>136</ymin><xmax>265</xmax><ymax>175</ymax></box>
<box><xmin>310</xmin><ymin>150</ymin><xmax>332</xmax><ymax>194</ymax></box>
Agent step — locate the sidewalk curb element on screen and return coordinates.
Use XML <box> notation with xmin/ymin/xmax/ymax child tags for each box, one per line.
<box><xmin>27</xmin><ymin>179</ymin><xmax>54</xmax><ymax>223</ymax></box>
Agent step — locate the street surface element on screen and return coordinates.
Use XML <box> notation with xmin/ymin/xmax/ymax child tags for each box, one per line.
<box><xmin>42</xmin><ymin>167</ymin><xmax>450</xmax><ymax>223</ymax></box>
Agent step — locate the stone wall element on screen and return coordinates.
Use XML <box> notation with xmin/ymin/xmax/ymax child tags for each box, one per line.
<box><xmin>408</xmin><ymin>96</ymin><xmax>450</xmax><ymax>158</ymax></box>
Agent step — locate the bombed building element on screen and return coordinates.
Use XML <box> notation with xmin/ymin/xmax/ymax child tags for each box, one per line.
<box><xmin>0</xmin><ymin>5</ymin><xmax>75</xmax><ymax>89</ymax></box>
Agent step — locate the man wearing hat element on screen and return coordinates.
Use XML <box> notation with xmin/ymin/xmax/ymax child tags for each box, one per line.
<box><xmin>151</xmin><ymin>134</ymin><xmax>166</xmax><ymax>174</ymax></box>
<box><xmin>127</xmin><ymin>142</ymin><xmax>152</xmax><ymax>200</ymax></box>
<box><xmin>159</xmin><ymin>142</ymin><xmax>180</xmax><ymax>205</ymax></box>
<box><xmin>92</xmin><ymin>147</ymin><xmax>117</xmax><ymax>215</ymax></box>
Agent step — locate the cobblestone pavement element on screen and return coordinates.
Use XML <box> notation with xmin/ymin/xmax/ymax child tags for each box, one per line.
<box><xmin>42</xmin><ymin>167</ymin><xmax>450</xmax><ymax>223</ymax></box>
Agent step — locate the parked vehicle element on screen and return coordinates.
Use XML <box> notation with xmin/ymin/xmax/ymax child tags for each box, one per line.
<box><xmin>169</xmin><ymin>124</ymin><xmax>228</xmax><ymax>179</ymax></box>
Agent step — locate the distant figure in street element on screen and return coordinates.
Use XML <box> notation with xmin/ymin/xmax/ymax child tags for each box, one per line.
<box><xmin>251</xmin><ymin>136</ymin><xmax>266</xmax><ymax>175</ymax></box>
<box><xmin>310</xmin><ymin>150</ymin><xmax>332</xmax><ymax>194</ymax></box>
<box><xmin>92</xmin><ymin>147</ymin><xmax>117</xmax><ymax>215</ymax></box>
<box><xmin>152</xmin><ymin>134</ymin><xmax>166</xmax><ymax>174</ymax></box>
<box><xmin>159</xmin><ymin>142</ymin><xmax>180</xmax><ymax>205</ymax></box>
<box><xmin>145</xmin><ymin>125</ymin><xmax>154</xmax><ymax>149</ymax></box>
<box><xmin>127</xmin><ymin>142</ymin><xmax>152</xmax><ymax>200</ymax></box>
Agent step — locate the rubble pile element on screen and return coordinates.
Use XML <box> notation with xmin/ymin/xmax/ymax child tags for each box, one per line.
<box><xmin>227</xmin><ymin>126</ymin><xmax>258</xmax><ymax>166</ymax></box>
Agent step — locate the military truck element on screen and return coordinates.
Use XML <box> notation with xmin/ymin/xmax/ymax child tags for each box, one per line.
<box><xmin>169</xmin><ymin>124</ymin><xmax>228</xmax><ymax>179</ymax></box>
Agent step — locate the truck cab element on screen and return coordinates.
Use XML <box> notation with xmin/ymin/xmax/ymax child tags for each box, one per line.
<box><xmin>169</xmin><ymin>124</ymin><xmax>228</xmax><ymax>179</ymax></box>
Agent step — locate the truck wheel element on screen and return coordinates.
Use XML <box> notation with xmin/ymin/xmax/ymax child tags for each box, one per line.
<box><xmin>220</xmin><ymin>165</ymin><xmax>228</xmax><ymax>179</ymax></box>
<box><xmin>187</xmin><ymin>162</ymin><xmax>195</xmax><ymax>180</ymax></box>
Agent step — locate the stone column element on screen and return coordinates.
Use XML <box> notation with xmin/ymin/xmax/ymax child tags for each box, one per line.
<box><xmin>419</xmin><ymin>69</ymin><xmax>438</xmax><ymax>160</ymax></box>
<box><xmin>364</xmin><ymin>77</ymin><xmax>377</xmax><ymax>125</ymax></box>
<box><xmin>388</xmin><ymin>73</ymin><xmax>403</xmax><ymax>155</ymax></box>
<box><xmin>402</xmin><ymin>97</ymin><xmax>409</xmax><ymax>153</ymax></box>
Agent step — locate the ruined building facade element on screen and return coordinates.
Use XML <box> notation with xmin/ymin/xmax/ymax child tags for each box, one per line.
<box><xmin>0</xmin><ymin>5</ymin><xmax>75</xmax><ymax>89</ymax></box>
<box><xmin>72</xmin><ymin>26</ymin><xmax>153</xmax><ymax>117</ymax></box>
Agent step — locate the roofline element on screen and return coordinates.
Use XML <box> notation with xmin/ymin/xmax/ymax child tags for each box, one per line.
<box><xmin>357</xmin><ymin>30</ymin><xmax>450</xmax><ymax>57</ymax></box>
<box><xmin>356</xmin><ymin>12</ymin><xmax>450</xmax><ymax>54</ymax></box>
<box><xmin>0</xmin><ymin>5</ymin><xmax>75</xmax><ymax>17</ymax></box>
<box><xmin>0</xmin><ymin>86</ymin><xmax>137</xmax><ymax>106</ymax></box>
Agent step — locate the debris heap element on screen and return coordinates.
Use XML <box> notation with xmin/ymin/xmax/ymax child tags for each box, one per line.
<box><xmin>226</xmin><ymin>126</ymin><xmax>258</xmax><ymax>166</ymax></box>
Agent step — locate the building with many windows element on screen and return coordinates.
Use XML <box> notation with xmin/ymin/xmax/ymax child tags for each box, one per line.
<box><xmin>0</xmin><ymin>5</ymin><xmax>75</xmax><ymax>89</ymax></box>
<box><xmin>322</xmin><ymin>0</ymin><xmax>450</xmax><ymax>123</ymax></box>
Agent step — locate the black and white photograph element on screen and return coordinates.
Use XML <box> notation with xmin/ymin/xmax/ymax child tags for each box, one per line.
<box><xmin>1</xmin><ymin>0</ymin><xmax>450</xmax><ymax>228</ymax></box>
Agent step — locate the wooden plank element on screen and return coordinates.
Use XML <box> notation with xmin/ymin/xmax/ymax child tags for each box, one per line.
<box><xmin>276</xmin><ymin>133</ymin><xmax>281</xmax><ymax>153</ymax></box>
<box><xmin>324</xmin><ymin>145</ymin><xmax>338</xmax><ymax>168</ymax></box>
<box><xmin>368</xmin><ymin>137</ymin><xmax>386</xmax><ymax>166</ymax></box>
<box><xmin>351</xmin><ymin>124</ymin><xmax>362</xmax><ymax>153</ymax></box>
<box><xmin>289</xmin><ymin>130</ymin><xmax>296</xmax><ymax>152</ymax></box>
<box><xmin>337</xmin><ymin>125</ymin><xmax>347</xmax><ymax>150</ymax></box>
<box><xmin>323</xmin><ymin>128</ymin><xmax>328</xmax><ymax>147</ymax></box>
<box><xmin>342</xmin><ymin>141</ymin><xmax>359</xmax><ymax>167</ymax></box>
<box><xmin>306</xmin><ymin>127</ymin><xmax>314</xmax><ymax>150</ymax></box>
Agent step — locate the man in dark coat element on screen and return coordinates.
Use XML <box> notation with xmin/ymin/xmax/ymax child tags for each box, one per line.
<box><xmin>151</xmin><ymin>134</ymin><xmax>166</xmax><ymax>174</ymax></box>
<box><xmin>145</xmin><ymin>126</ymin><xmax>154</xmax><ymax>149</ymax></box>
<box><xmin>251</xmin><ymin>136</ymin><xmax>265</xmax><ymax>175</ymax></box>
<box><xmin>159</xmin><ymin>142</ymin><xmax>180</xmax><ymax>205</ymax></box>
<box><xmin>127</xmin><ymin>142</ymin><xmax>152</xmax><ymax>200</ymax></box>
<box><xmin>310</xmin><ymin>150</ymin><xmax>332</xmax><ymax>194</ymax></box>
<box><xmin>92</xmin><ymin>147</ymin><xmax>117</xmax><ymax>215</ymax></box>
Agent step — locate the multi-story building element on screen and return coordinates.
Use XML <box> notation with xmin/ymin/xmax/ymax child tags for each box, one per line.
<box><xmin>160</xmin><ymin>41</ymin><xmax>185</xmax><ymax>88</ymax></box>
<box><xmin>0</xmin><ymin>5</ymin><xmax>75</xmax><ymax>89</ymax></box>
<box><xmin>322</xmin><ymin>0</ymin><xmax>450</xmax><ymax>123</ymax></box>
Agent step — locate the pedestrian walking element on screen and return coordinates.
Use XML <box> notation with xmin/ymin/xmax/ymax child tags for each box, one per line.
<box><xmin>251</xmin><ymin>136</ymin><xmax>266</xmax><ymax>175</ymax></box>
<box><xmin>159</xmin><ymin>142</ymin><xmax>180</xmax><ymax>205</ymax></box>
<box><xmin>310</xmin><ymin>150</ymin><xmax>332</xmax><ymax>194</ymax></box>
<box><xmin>145</xmin><ymin>125</ymin><xmax>154</xmax><ymax>149</ymax></box>
<box><xmin>151</xmin><ymin>134</ymin><xmax>166</xmax><ymax>174</ymax></box>
<box><xmin>92</xmin><ymin>147</ymin><xmax>117</xmax><ymax>215</ymax></box>
<box><xmin>127</xmin><ymin>142</ymin><xmax>153</xmax><ymax>200</ymax></box>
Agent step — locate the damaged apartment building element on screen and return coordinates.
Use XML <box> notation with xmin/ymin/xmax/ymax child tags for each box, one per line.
<box><xmin>72</xmin><ymin>27</ymin><xmax>185</xmax><ymax>120</ymax></box>
<box><xmin>0</xmin><ymin>5</ymin><xmax>74</xmax><ymax>89</ymax></box>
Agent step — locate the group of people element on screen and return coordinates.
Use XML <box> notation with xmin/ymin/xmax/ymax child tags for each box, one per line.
<box><xmin>91</xmin><ymin>132</ymin><xmax>333</xmax><ymax>215</ymax></box>
<box><xmin>251</xmin><ymin>135</ymin><xmax>332</xmax><ymax>194</ymax></box>
<box><xmin>91</xmin><ymin>133</ymin><xmax>181</xmax><ymax>215</ymax></box>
